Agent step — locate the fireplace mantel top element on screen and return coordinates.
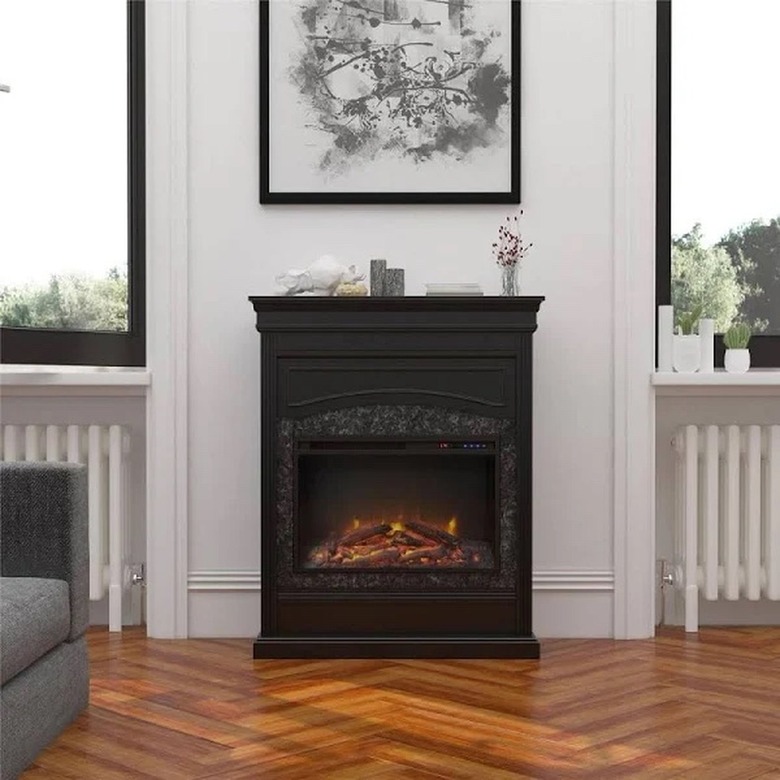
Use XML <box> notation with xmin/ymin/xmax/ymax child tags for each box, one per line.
<box><xmin>249</xmin><ymin>295</ymin><xmax>544</xmax><ymax>333</ymax></box>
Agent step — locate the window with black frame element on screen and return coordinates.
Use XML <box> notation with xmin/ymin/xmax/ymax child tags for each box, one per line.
<box><xmin>657</xmin><ymin>0</ymin><xmax>779</xmax><ymax>368</ymax></box>
<box><xmin>0</xmin><ymin>0</ymin><xmax>145</xmax><ymax>367</ymax></box>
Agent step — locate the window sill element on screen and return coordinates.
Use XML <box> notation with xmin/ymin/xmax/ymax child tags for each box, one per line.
<box><xmin>0</xmin><ymin>365</ymin><xmax>151</xmax><ymax>388</ymax></box>
<box><xmin>652</xmin><ymin>369</ymin><xmax>780</xmax><ymax>396</ymax></box>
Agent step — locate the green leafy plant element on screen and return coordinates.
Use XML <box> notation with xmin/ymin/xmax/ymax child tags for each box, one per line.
<box><xmin>672</xmin><ymin>225</ymin><xmax>746</xmax><ymax>333</ymax></box>
<box><xmin>676</xmin><ymin>303</ymin><xmax>704</xmax><ymax>335</ymax></box>
<box><xmin>723</xmin><ymin>322</ymin><xmax>752</xmax><ymax>350</ymax></box>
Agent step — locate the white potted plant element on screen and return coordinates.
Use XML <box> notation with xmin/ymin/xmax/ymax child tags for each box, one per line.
<box><xmin>723</xmin><ymin>323</ymin><xmax>752</xmax><ymax>373</ymax></box>
<box><xmin>673</xmin><ymin>305</ymin><xmax>703</xmax><ymax>373</ymax></box>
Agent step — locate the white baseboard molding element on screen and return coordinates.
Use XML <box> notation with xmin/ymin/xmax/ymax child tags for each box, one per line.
<box><xmin>185</xmin><ymin>569</ymin><xmax>616</xmax><ymax>639</ymax></box>
<box><xmin>188</xmin><ymin>571</ymin><xmax>262</xmax><ymax>591</ymax></box>
<box><xmin>533</xmin><ymin>591</ymin><xmax>614</xmax><ymax>638</ymax></box>
<box><xmin>187</xmin><ymin>569</ymin><xmax>615</xmax><ymax>593</ymax></box>
<box><xmin>532</xmin><ymin>570</ymin><xmax>614</xmax><ymax>591</ymax></box>
<box><xmin>188</xmin><ymin>590</ymin><xmax>261</xmax><ymax>638</ymax></box>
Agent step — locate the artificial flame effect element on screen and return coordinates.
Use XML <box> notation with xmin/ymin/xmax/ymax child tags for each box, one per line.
<box><xmin>350</xmin><ymin>514</ymin><xmax>459</xmax><ymax>537</ymax></box>
<box><xmin>305</xmin><ymin>512</ymin><xmax>491</xmax><ymax>569</ymax></box>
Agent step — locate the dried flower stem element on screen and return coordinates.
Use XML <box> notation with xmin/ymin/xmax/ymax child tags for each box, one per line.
<box><xmin>492</xmin><ymin>210</ymin><xmax>533</xmax><ymax>268</ymax></box>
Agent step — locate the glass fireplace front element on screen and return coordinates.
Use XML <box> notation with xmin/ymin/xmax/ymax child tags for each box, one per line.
<box><xmin>296</xmin><ymin>438</ymin><xmax>497</xmax><ymax>570</ymax></box>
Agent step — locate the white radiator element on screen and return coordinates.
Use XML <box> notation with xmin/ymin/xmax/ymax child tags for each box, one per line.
<box><xmin>672</xmin><ymin>424</ymin><xmax>780</xmax><ymax>631</ymax></box>
<box><xmin>1</xmin><ymin>424</ymin><xmax>129</xmax><ymax>632</ymax></box>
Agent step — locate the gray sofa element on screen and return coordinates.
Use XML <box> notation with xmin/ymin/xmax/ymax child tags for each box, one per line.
<box><xmin>0</xmin><ymin>462</ymin><xmax>90</xmax><ymax>779</ymax></box>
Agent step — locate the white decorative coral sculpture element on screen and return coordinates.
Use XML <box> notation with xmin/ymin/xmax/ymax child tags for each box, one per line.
<box><xmin>275</xmin><ymin>255</ymin><xmax>365</xmax><ymax>296</ymax></box>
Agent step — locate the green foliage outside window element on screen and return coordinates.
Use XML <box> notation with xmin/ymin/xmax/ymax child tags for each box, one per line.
<box><xmin>719</xmin><ymin>218</ymin><xmax>779</xmax><ymax>334</ymax></box>
<box><xmin>672</xmin><ymin>218</ymin><xmax>778</xmax><ymax>335</ymax></box>
<box><xmin>672</xmin><ymin>225</ymin><xmax>746</xmax><ymax>332</ymax></box>
<box><xmin>0</xmin><ymin>268</ymin><xmax>128</xmax><ymax>332</ymax></box>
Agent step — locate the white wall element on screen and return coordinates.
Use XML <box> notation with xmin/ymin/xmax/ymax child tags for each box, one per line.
<box><xmin>183</xmin><ymin>0</ymin><xmax>627</xmax><ymax>638</ymax></box>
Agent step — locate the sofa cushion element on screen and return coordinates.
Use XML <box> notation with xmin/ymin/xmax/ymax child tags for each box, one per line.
<box><xmin>0</xmin><ymin>577</ymin><xmax>70</xmax><ymax>685</ymax></box>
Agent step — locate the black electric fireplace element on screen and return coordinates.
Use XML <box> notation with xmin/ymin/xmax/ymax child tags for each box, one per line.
<box><xmin>249</xmin><ymin>296</ymin><xmax>543</xmax><ymax>658</ymax></box>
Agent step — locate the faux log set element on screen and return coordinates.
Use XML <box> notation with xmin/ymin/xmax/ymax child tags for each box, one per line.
<box><xmin>306</xmin><ymin>520</ymin><xmax>494</xmax><ymax>569</ymax></box>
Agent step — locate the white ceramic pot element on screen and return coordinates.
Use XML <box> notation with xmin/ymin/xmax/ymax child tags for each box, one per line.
<box><xmin>724</xmin><ymin>348</ymin><xmax>750</xmax><ymax>374</ymax></box>
<box><xmin>673</xmin><ymin>335</ymin><xmax>701</xmax><ymax>373</ymax></box>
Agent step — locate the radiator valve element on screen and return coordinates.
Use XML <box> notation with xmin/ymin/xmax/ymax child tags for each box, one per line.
<box><xmin>125</xmin><ymin>563</ymin><xmax>145</xmax><ymax>588</ymax></box>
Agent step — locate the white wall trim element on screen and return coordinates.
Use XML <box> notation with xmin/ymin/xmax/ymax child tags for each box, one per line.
<box><xmin>0</xmin><ymin>386</ymin><xmax>147</xmax><ymax>399</ymax></box>
<box><xmin>611</xmin><ymin>0</ymin><xmax>657</xmax><ymax>639</ymax></box>
<box><xmin>652</xmin><ymin>370</ymin><xmax>780</xmax><ymax>389</ymax></box>
<box><xmin>532</xmin><ymin>570</ymin><xmax>615</xmax><ymax>592</ymax></box>
<box><xmin>188</xmin><ymin>571</ymin><xmax>263</xmax><ymax>591</ymax></box>
<box><xmin>145</xmin><ymin>0</ymin><xmax>189</xmax><ymax>638</ymax></box>
<box><xmin>187</xmin><ymin>569</ymin><xmax>615</xmax><ymax>593</ymax></box>
<box><xmin>0</xmin><ymin>368</ymin><xmax>151</xmax><ymax>387</ymax></box>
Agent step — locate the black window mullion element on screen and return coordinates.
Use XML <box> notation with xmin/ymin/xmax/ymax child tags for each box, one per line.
<box><xmin>656</xmin><ymin>0</ymin><xmax>671</xmax><ymax>312</ymax></box>
<box><xmin>128</xmin><ymin>0</ymin><xmax>145</xmax><ymax>350</ymax></box>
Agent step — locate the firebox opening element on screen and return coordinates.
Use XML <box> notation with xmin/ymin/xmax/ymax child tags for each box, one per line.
<box><xmin>296</xmin><ymin>439</ymin><xmax>497</xmax><ymax>570</ymax></box>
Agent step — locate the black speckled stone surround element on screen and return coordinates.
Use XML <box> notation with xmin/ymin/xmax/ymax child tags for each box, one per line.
<box><xmin>276</xmin><ymin>405</ymin><xmax>517</xmax><ymax>591</ymax></box>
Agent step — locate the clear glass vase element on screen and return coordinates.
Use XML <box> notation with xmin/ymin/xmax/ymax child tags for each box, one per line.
<box><xmin>501</xmin><ymin>264</ymin><xmax>519</xmax><ymax>296</ymax></box>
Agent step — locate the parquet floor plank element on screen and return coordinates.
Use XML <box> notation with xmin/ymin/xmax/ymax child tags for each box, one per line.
<box><xmin>19</xmin><ymin>625</ymin><xmax>780</xmax><ymax>779</ymax></box>
<box><xmin>367</xmin><ymin>740</ymin><xmax>535</xmax><ymax>779</ymax></box>
<box><xmin>658</xmin><ymin>737</ymin><xmax>780</xmax><ymax>780</ymax></box>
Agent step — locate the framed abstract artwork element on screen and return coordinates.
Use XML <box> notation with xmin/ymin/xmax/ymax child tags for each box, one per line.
<box><xmin>259</xmin><ymin>0</ymin><xmax>520</xmax><ymax>204</ymax></box>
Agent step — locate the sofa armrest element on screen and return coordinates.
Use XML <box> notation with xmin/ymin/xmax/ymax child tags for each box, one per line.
<box><xmin>1</xmin><ymin>462</ymin><xmax>89</xmax><ymax>640</ymax></box>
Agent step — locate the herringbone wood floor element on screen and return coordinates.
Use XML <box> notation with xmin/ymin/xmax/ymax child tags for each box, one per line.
<box><xmin>21</xmin><ymin>627</ymin><xmax>780</xmax><ymax>779</ymax></box>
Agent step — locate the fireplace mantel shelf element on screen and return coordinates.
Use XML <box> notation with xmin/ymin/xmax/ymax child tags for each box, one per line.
<box><xmin>249</xmin><ymin>295</ymin><xmax>545</xmax><ymax>311</ymax></box>
<box><xmin>249</xmin><ymin>295</ymin><xmax>545</xmax><ymax>333</ymax></box>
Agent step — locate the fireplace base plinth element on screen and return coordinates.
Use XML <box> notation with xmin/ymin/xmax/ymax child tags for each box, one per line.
<box><xmin>253</xmin><ymin>635</ymin><xmax>540</xmax><ymax>659</ymax></box>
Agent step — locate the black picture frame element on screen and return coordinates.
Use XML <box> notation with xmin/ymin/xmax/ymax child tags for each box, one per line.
<box><xmin>259</xmin><ymin>0</ymin><xmax>521</xmax><ymax>205</ymax></box>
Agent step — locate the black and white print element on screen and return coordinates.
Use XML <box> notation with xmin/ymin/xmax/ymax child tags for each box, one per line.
<box><xmin>261</xmin><ymin>0</ymin><xmax>519</xmax><ymax>202</ymax></box>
